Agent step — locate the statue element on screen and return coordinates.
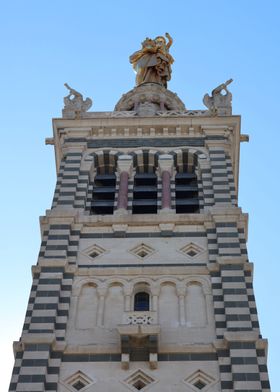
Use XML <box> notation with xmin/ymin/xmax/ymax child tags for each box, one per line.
<box><xmin>203</xmin><ymin>79</ymin><xmax>233</xmax><ymax>116</ymax></box>
<box><xmin>129</xmin><ymin>33</ymin><xmax>174</xmax><ymax>88</ymax></box>
<box><xmin>62</xmin><ymin>83</ymin><xmax>92</xmax><ymax>118</ymax></box>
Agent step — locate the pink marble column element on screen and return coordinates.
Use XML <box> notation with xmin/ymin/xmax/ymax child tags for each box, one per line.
<box><xmin>117</xmin><ymin>171</ymin><xmax>129</xmax><ymax>210</ymax></box>
<box><xmin>158</xmin><ymin>154</ymin><xmax>174</xmax><ymax>212</ymax></box>
<box><xmin>161</xmin><ymin>170</ymin><xmax>171</xmax><ymax>209</ymax></box>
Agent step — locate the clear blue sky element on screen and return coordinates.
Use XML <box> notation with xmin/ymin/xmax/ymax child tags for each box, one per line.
<box><xmin>0</xmin><ymin>1</ymin><xmax>279</xmax><ymax>390</ymax></box>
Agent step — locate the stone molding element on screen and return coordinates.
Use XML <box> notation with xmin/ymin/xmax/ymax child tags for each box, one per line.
<box><xmin>114</xmin><ymin>83</ymin><xmax>186</xmax><ymax>113</ymax></box>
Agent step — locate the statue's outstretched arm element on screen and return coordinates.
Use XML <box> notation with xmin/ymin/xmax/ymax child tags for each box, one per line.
<box><xmin>212</xmin><ymin>79</ymin><xmax>233</xmax><ymax>96</ymax></box>
<box><xmin>165</xmin><ymin>32</ymin><xmax>173</xmax><ymax>50</ymax></box>
<box><xmin>64</xmin><ymin>83</ymin><xmax>82</xmax><ymax>98</ymax></box>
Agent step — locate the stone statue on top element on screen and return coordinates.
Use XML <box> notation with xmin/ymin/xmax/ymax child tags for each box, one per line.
<box><xmin>130</xmin><ymin>33</ymin><xmax>174</xmax><ymax>88</ymax></box>
<box><xmin>203</xmin><ymin>79</ymin><xmax>233</xmax><ymax>116</ymax></box>
<box><xmin>62</xmin><ymin>83</ymin><xmax>92</xmax><ymax>119</ymax></box>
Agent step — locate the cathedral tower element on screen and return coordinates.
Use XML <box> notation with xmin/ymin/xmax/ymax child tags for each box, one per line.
<box><xmin>9</xmin><ymin>35</ymin><xmax>270</xmax><ymax>392</ymax></box>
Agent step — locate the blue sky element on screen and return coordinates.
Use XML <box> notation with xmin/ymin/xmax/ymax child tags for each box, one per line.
<box><xmin>0</xmin><ymin>1</ymin><xmax>279</xmax><ymax>390</ymax></box>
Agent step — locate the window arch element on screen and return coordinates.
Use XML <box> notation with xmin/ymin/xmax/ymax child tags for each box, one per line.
<box><xmin>134</xmin><ymin>292</ymin><xmax>150</xmax><ymax>311</ymax></box>
<box><xmin>91</xmin><ymin>171</ymin><xmax>116</xmax><ymax>215</ymax></box>
<box><xmin>174</xmin><ymin>150</ymin><xmax>199</xmax><ymax>213</ymax></box>
<box><xmin>132</xmin><ymin>150</ymin><xmax>158</xmax><ymax>214</ymax></box>
<box><xmin>132</xmin><ymin>170</ymin><xmax>157</xmax><ymax>214</ymax></box>
<box><xmin>175</xmin><ymin>171</ymin><xmax>199</xmax><ymax>213</ymax></box>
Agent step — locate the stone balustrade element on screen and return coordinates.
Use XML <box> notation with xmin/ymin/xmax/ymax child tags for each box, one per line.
<box><xmin>123</xmin><ymin>311</ymin><xmax>156</xmax><ymax>325</ymax></box>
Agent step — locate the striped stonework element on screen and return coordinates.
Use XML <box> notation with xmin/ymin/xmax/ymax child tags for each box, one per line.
<box><xmin>126</xmin><ymin>175</ymin><xmax>134</xmax><ymax>213</ymax></box>
<box><xmin>221</xmin><ymin>264</ymin><xmax>253</xmax><ymax>332</ymax></box>
<box><xmin>206</xmin><ymin>224</ymin><xmax>218</xmax><ymax>263</ymax></box>
<box><xmin>200</xmin><ymin>164</ymin><xmax>215</xmax><ymax>208</ymax></box>
<box><xmin>170</xmin><ymin>177</ymin><xmax>176</xmax><ymax>211</ymax></box>
<box><xmin>216</xmin><ymin>346</ymin><xmax>233</xmax><ymax>392</ymax></box>
<box><xmin>216</xmin><ymin>222</ymin><xmax>241</xmax><ymax>257</ymax></box>
<box><xmin>229</xmin><ymin>340</ymin><xmax>262</xmax><ymax>391</ymax></box>
<box><xmin>52</xmin><ymin>152</ymin><xmax>83</xmax><ymax>208</ymax></box>
<box><xmin>238</xmin><ymin>227</ymin><xmax>248</xmax><ymax>258</ymax></box>
<box><xmin>211</xmin><ymin>269</ymin><xmax>227</xmax><ymax>338</ymax></box>
<box><xmin>85</xmin><ymin>180</ymin><xmax>94</xmax><ymax>212</ymax></box>
<box><xmin>226</xmin><ymin>154</ymin><xmax>237</xmax><ymax>206</ymax></box>
<box><xmin>10</xmin><ymin>263</ymin><xmax>74</xmax><ymax>391</ymax></box>
<box><xmin>10</xmin><ymin>92</ymin><xmax>270</xmax><ymax>391</ymax></box>
<box><xmin>10</xmin><ymin>343</ymin><xmax>64</xmax><ymax>392</ymax></box>
<box><xmin>40</xmin><ymin>224</ymin><xmax>72</xmax><ymax>260</ymax></box>
<box><xmin>197</xmin><ymin>176</ymin><xmax>204</xmax><ymax>211</ymax></box>
<box><xmin>209</xmin><ymin>147</ymin><xmax>232</xmax><ymax>205</ymax></box>
<box><xmin>22</xmin><ymin>267</ymin><xmax>74</xmax><ymax>338</ymax></box>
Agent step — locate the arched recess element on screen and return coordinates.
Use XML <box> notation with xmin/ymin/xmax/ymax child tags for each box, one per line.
<box><xmin>132</xmin><ymin>282</ymin><xmax>151</xmax><ymax>311</ymax></box>
<box><xmin>185</xmin><ymin>281</ymin><xmax>207</xmax><ymax>327</ymax></box>
<box><xmin>170</xmin><ymin>148</ymin><xmax>209</xmax><ymax>213</ymax></box>
<box><xmin>159</xmin><ymin>282</ymin><xmax>179</xmax><ymax>327</ymax></box>
<box><xmin>76</xmin><ymin>282</ymin><xmax>98</xmax><ymax>330</ymax></box>
<box><xmin>134</xmin><ymin>292</ymin><xmax>150</xmax><ymax>311</ymax></box>
<box><xmin>104</xmin><ymin>282</ymin><xmax>124</xmax><ymax>328</ymax></box>
<box><xmin>130</xmin><ymin>149</ymin><xmax>160</xmax><ymax>214</ymax></box>
<box><xmin>88</xmin><ymin>150</ymin><xmax>122</xmax><ymax>215</ymax></box>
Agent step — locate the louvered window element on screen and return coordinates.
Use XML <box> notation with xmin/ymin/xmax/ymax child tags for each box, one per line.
<box><xmin>90</xmin><ymin>173</ymin><xmax>116</xmax><ymax>215</ymax></box>
<box><xmin>132</xmin><ymin>173</ymin><xmax>157</xmax><ymax>214</ymax></box>
<box><xmin>175</xmin><ymin>172</ymin><xmax>199</xmax><ymax>213</ymax></box>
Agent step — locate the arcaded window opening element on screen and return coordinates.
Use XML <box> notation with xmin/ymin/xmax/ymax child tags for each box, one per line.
<box><xmin>90</xmin><ymin>172</ymin><xmax>116</xmax><ymax>215</ymax></box>
<box><xmin>132</xmin><ymin>171</ymin><xmax>157</xmax><ymax>214</ymax></box>
<box><xmin>134</xmin><ymin>292</ymin><xmax>150</xmax><ymax>311</ymax></box>
<box><xmin>175</xmin><ymin>171</ymin><xmax>199</xmax><ymax>213</ymax></box>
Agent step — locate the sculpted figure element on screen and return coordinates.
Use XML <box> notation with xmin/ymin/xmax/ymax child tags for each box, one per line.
<box><xmin>130</xmin><ymin>33</ymin><xmax>174</xmax><ymax>88</ymax></box>
<box><xmin>203</xmin><ymin>79</ymin><xmax>233</xmax><ymax>116</ymax></box>
<box><xmin>63</xmin><ymin>83</ymin><xmax>92</xmax><ymax>118</ymax></box>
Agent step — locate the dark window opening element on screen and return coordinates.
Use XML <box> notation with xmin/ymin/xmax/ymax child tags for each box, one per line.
<box><xmin>128</xmin><ymin>336</ymin><xmax>150</xmax><ymax>361</ymax></box>
<box><xmin>132</xmin><ymin>173</ymin><xmax>157</xmax><ymax>214</ymax></box>
<box><xmin>90</xmin><ymin>173</ymin><xmax>116</xmax><ymax>215</ymax></box>
<box><xmin>175</xmin><ymin>172</ymin><xmax>199</xmax><ymax>213</ymax></box>
<box><xmin>133</xmin><ymin>380</ymin><xmax>146</xmax><ymax>390</ymax></box>
<box><xmin>134</xmin><ymin>292</ymin><xmax>150</xmax><ymax>311</ymax></box>
<box><xmin>72</xmin><ymin>381</ymin><xmax>86</xmax><ymax>391</ymax></box>
<box><xmin>194</xmin><ymin>380</ymin><xmax>207</xmax><ymax>390</ymax></box>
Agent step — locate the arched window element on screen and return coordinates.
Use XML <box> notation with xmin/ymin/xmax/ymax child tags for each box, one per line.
<box><xmin>132</xmin><ymin>171</ymin><xmax>158</xmax><ymax>214</ymax></box>
<box><xmin>91</xmin><ymin>171</ymin><xmax>116</xmax><ymax>215</ymax></box>
<box><xmin>174</xmin><ymin>151</ymin><xmax>200</xmax><ymax>214</ymax></box>
<box><xmin>175</xmin><ymin>171</ymin><xmax>199</xmax><ymax>213</ymax></box>
<box><xmin>90</xmin><ymin>151</ymin><xmax>118</xmax><ymax>215</ymax></box>
<box><xmin>134</xmin><ymin>292</ymin><xmax>150</xmax><ymax>311</ymax></box>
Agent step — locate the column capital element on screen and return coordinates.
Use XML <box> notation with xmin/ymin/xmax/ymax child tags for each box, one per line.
<box><xmin>117</xmin><ymin>155</ymin><xmax>133</xmax><ymax>176</ymax></box>
<box><xmin>158</xmin><ymin>154</ymin><xmax>174</xmax><ymax>176</ymax></box>
<box><xmin>97</xmin><ymin>287</ymin><xmax>107</xmax><ymax>297</ymax></box>
<box><xmin>176</xmin><ymin>286</ymin><xmax>186</xmax><ymax>297</ymax></box>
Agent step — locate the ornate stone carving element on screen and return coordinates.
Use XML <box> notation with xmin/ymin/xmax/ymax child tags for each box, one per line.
<box><xmin>130</xmin><ymin>33</ymin><xmax>174</xmax><ymax>88</ymax></box>
<box><xmin>203</xmin><ymin>79</ymin><xmax>233</xmax><ymax>116</ymax></box>
<box><xmin>156</xmin><ymin>109</ymin><xmax>207</xmax><ymax>117</ymax></box>
<box><xmin>62</xmin><ymin>83</ymin><xmax>92</xmax><ymax>119</ymax></box>
<box><xmin>114</xmin><ymin>83</ymin><xmax>185</xmax><ymax>116</ymax></box>
<box><xmin>125</xmin><ymin>312</ymin><xmax>156</xmax><ymax>325</ymax></box>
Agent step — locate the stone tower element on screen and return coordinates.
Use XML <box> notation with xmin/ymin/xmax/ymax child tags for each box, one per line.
<box><xmin>9</xmin><ymin>36</ymin><xmax>271</xmax><ymax>392</ymax></box>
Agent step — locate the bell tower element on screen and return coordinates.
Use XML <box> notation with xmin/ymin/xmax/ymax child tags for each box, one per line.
<box><xmin>9</xmin><ymin>35</ymin><xmax>270</xmax><ymax>392</ymax></box>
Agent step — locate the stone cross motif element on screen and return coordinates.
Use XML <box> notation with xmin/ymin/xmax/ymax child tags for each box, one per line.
<box><xmin>203</xmin><ymin>79</ymin><xmax>233</xmax><ymax>116</ymax></box>
<box><xmin>62</xmin><ymin>83</ymin><xmax>92</xmax><ymax>119</ymax></box>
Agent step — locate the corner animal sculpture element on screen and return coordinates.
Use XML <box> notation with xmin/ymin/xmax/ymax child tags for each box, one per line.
<box><xmin>203</xmin><ymin>79</ymin><xmax>233</xmax><ymax>115</ymax></box>
<box><xmin>63</xmin><ymin>83</ymin><xmax>92</xmax><ymax>117</ymax></box>
<box><xmin>130</xmin><ymin>33</ymin><xmax>174</xmax><ymax>88</ymax></box>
